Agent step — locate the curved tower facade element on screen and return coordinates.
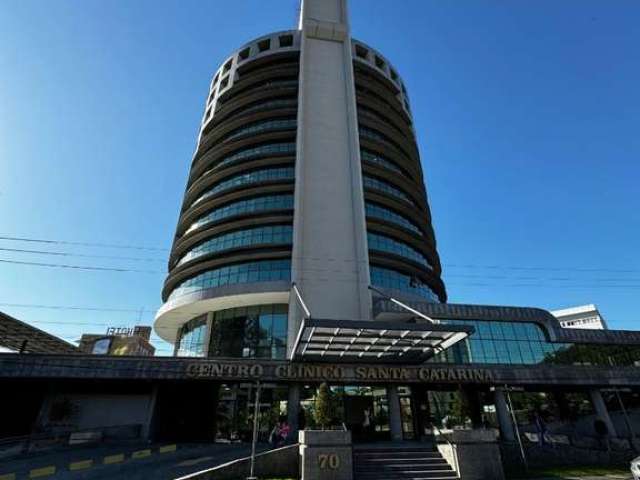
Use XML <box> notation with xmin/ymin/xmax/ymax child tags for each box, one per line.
<box><xmin>155</xmin><ymin>0</ymin><xmax>446</xmax><ymax>360</ymax></box>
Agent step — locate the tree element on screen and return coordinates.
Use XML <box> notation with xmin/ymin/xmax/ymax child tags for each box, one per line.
<box><xmin>314</xmin><ymin>383</ymin><xmax>334</xmax><ymax>429</ymax></box>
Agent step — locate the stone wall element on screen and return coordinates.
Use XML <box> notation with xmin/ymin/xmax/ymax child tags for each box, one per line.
<box><xmin>436</xmin><ymin>429</ymin><xmax>505</xmax><ymax>480</ymax></box>
<box><xmin>299</xmin><ymin>430</ymin><xmax>353</xmax><ymax>480</ymax></box>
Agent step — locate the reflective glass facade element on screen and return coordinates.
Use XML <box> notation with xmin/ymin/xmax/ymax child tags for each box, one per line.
<box><xmin>361</xmin><ymin>150</ymin><xmax>402</xmax><ymax>174</ymax></box>
<box><xmin>235</xmin><ymin>98</ymin><xmax>297</xmax><ymax>117</ymax></box>
<box><xmin>365</xmin><ymin>202</ymin><xmax>421</xmax><ymax>235</ymax></box>
<box><xmin>168</xmin><ymin>259</ymin><xmax>291</xmax><ymax>300</ymax></box>
<box><xmin>226</xmin><ymin>118</ymin><xmax>296</xmax><ymax>141</ymax></box>
<box><xmin>436</xmin><ymin>319</ymin><xmax>640</xmax><ymax>367</ymax></box>
<box><xmin>191</xmin><ymin>167</ymin><xmax>295</xmax><ymax>206</ymax></box>
<box><xmin>209</xmin><ymin>305</ymin><xmax>288</xmax><ymax>359</ymax></box>
<box><xmin>185</xmin><ymin>194</ymin><xmax>294</xmax><ymax>234</ymax></box>
<box><xmin>367</xmin><ymin>232</ymin><xmax>431</xmax><ymax>269</ymax></box>
<box><xmin>216</xmin><ymin>142</ymin><xmax>296</xmax><ymax>170</ymax></box>
<box><xmin>370</xmin><ymin>266</ymin><xmax>439</xmax><ymax>302</ymax></box>
<box><xmin>360</xmin><ymin>126</ymin><xmax>389</xmax><ymax>144</ymax></box>
<box><xmin>177</xmin><ymin>225</ymin><xmax>293</xmax><ymax>267</ymax></box>
<box><xmin>176</xmin><ymin>314</ymin><xmax>208</xmax><ymax>357</ymax></box>
<box><xmin>363</xmin><ymin>176</ymin><xmax>413</xmax><ymax>205</ymax></box>
<box><xmin>435</xmin><ymin>320</ymin><xmax>554</xmax><ymax>365</ymax></box>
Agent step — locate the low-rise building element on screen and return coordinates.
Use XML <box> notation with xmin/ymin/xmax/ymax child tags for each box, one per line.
<box><xmin>551</xmin><ymin>304</ymin><xmax>607</xmax><ymax>330</ymax></box>
<box><xmin>79</xmin><ymin>326</ymin><xmax>155</xmax><ymax>356</ymax></box>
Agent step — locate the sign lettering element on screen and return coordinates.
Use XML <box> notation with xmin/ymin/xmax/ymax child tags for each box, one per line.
<box><xmin>185</xmin><ymin>361</ymin><xmax>495</xmax><ymax>384</ymax></box>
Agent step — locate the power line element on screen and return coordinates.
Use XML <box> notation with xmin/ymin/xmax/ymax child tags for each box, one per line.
<box><xmin>0</xmin><ymin>302</ymin><xmax>158</xmax><ymax>313</ymax></box>
<box><xmin>4</xmin><ymin>255</ymin><xmax>640</xmax><ymax>286</ymax></box>
<box><xmin>0</xmin><ymin>258</ymin><xmax>164</xmax><ymax>274</ymax></box>
<box><xmin>0</xmin><ymin>235</ymin><xmax>169</xmax><ymax>252</ymax></box>
<box><xmin>445</xmin><ymin>263</ymin><xmax>639</xmax><ymax>274</ymax></box>
<box><xmin>0</xmin><ymin>247</ymin><xmax>164</xmax><ymax>263</ymax></box>
<box><xmin>2</xmin><ymin>234</ymin><xmax>638</xmax><ymax>275</ymax></box>
<box><xmin>24</xmin><ymin>319</ymin><xmax>178</xmax><ymax>332</ymax></box>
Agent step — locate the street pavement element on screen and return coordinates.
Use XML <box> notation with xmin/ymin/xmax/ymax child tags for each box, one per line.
<box><xmin>0</xmin><ymin>442</ymin><xmax>269</xmax><ymax>479</ymax></box>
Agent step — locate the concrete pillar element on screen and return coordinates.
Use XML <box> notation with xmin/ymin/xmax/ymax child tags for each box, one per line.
<box><xmin>289</xmin><ymin>0</ymin><xmax>371</xmax><ymax>344</ymax></box>
<box><xmin>32</xmin><ymin>383</ymin><xmax>55</xmax><ymax>434</ymax></box>
<box><xmin>460</xmin><ymin>386</ymin><xmax>483</xmax><ymax>429</ymax></box>
<box><xmin>288</xmin><ymin>384</ymin><xmax>301</xmax><ymax>436</ymax></box>
<box><xmin>387</xmin><ymin>385</ymin><xmax>403</xmax><ymax>441</ymax></box>
<box><xmin>141</xmin><ymin>385</ymin><xmax>159</xmax><ymax>441</ymax></box>
<box><xmin>552</xmin><ymin>391</ymin><xmax>571</xmax><ymax>421</ymax></box>
<box><xmin>411</xmin><ymin>385</ymin><xmax>431</xmax><ymax>440</ymax></box>
<box><xmin>590</xmin><ymin>389</ymin><xmax>617</xmax><ymax>437</ymax></box>
<box><xmin>494</xmin><ymin>388</ymin><xmax>515</xmax><ymax>442</ymax></box>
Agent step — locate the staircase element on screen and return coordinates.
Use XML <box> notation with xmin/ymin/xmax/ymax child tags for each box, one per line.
<box><xmin>353</xmin><ymin>445</ymin><xmax>458</xmax><ymax>480</ymax></box>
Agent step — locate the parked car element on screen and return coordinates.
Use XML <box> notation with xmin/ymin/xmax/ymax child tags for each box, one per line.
<box><xmin>632</xmin><ymin>456</ymin><xmax>640</xmax><ymax>480</ymax></box>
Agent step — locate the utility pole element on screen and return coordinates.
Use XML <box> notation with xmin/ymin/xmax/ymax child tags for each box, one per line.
<box><xmin>247</xmin><ymin>380</ymin><xmax>261</xmax><ymax>480</ymax></box>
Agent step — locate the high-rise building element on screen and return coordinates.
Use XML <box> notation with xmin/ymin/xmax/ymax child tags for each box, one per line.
<box><xmin>3</xmin><ymin>1</ymin><xmax>640</xmax><ymax>456</ymax></box>
<box><xmin>155</xmin><ymin>0</ymin><xmax>446</xmax><ymax>361</ymax></box>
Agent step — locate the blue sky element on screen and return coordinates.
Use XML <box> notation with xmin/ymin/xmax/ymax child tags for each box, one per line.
<box><xmin>1</xmin><ymin>0</ymin><xmax>638</xmax><ymax>354</ymax></box>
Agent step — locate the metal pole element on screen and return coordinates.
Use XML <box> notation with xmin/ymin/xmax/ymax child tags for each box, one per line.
<box><xmin>292</xmin><ymin>282</ymin><xmax>311</xmax><ymax>319</ymax></box>
<box><xmin>505</xmin><ymin>385</ymin><xmax>528</xmax><ymax>470</ymax></box>
<box><xmin>368</xmin><ymin>285</ymin><xmax>436</xmax><ymax>323</ymax></box>
<box><xmin>608</xmin><ymin>357</ymin><xmax>636</xmax><ymax>445</ymax></box>
<box><xmin>247</xmin><ymin>380</ymin><xmax>261</xmax><ymax>480</ymax></box>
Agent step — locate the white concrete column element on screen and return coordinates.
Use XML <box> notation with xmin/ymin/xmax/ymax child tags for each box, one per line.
<box><xmin>590</xmin><ymin>389</ymin><xmax>617</xmax><ymax>437</ymax></box>
<box><xmin>494</xmin><ymin>388</ymin><xmax>515</xmax><ymax>442</ymax></box>
<box><xmin>289</xmin><ymin>0</ymin><xmax>371</xmax><ymax>345</ymax></box>
<box><xmin>387</xmin><ymin>385</ymin><xmax>403</xmax><ymax>441</ymax></box>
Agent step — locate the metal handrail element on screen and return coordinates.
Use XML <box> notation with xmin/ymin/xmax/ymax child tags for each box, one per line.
<box><xmin>431</xmin><ymin>423</ymin><xmax>460</xmax><ymax>479</ymax></box>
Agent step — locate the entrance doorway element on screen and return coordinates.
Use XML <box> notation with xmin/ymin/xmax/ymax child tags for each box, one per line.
<box><xmin>336</xmin><ymin>386</ymin><xmax>390</xmax><ymax>442</ymax></box>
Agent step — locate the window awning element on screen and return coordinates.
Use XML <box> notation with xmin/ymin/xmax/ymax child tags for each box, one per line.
<box><xmin>290</xmin><ymin>318</ymin><xmax>473</xmax><ymax>364</ymax></box>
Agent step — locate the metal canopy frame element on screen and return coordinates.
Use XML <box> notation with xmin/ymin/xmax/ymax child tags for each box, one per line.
<box><xmin>290</xmin><ymin>318</ymin><xmax>473</xmax><ymax>364</ymax></box>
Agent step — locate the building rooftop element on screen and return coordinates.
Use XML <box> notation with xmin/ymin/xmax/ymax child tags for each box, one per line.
<box><xmin>0</xmin><ymin>310</ymin><xmax>79</xmax><ymax>354</ymax></box>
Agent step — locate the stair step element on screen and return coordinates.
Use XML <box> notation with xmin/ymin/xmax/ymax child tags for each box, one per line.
<box><xmin>357</xmin><ymin>458</ymin><xmax>447</xmax><ymax>468</ymax></box>
<box><xmin>355</xmin><ymin>472</ymin><xmax>458</xmax><ymax>480</ymax></box>
<box><xmin>353</xmin><ymin>445</ymin><xmax>457</xmax><ymax>480</ymax></box>
<box><xmin>354</xmin><ymin>472</ymin><xmax>458</xmax><ymax>480</ymax></box>
<box><xmin>355</xmin><ymin>448</ymin><xmax>438</xmax><ymax>453</ymax></box>
<box><xmin>357</xmin><ymin>463</ymin><xmax>450</xmax><ymax>470</ymax></box>
<box><xmin>355</xmin><ymin>451</ymin><xmax>442</xmax><ymax>457</ymax></box>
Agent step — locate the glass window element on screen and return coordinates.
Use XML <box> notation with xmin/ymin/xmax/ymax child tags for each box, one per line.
<box><xmin>185</xmin><ymin>194</ymin><xmax>294</xmax><ymax>234</ymax></box>
<box><xmin>209</xmin><ymin>304</ymin><xmax>288</xmax><ymax>359</ymax></box>
<box><xmin>370</xmin><ymin>266</ymin><xmax>439</xmax><ymax>302</ymax></box>
<box><xmin>434</xmin><ymin>319</ymin><xmax>640</xmax><ymax>367</ymax></box>
<box><xmin>216</xmin><ymin>143</ymin><xmax>296</xmax><ymax>170</ymax></box>
<box><xmin>228</xmin><ymin>98</ymin><xmax>297</xmax><ymax>119</ymax></box>
<box><xmin>365</xmin><ymin>202</ymin><xmax>422</xmax><ymax>235</ymax></box>
<box><xmin>367</xmin><ymin>232</ymin><xmax>432</xmax><ymax>269</ymax></box>
<box><xmin>363</xmin><ymin>175</ymin><xmax>414</xmax><ymax>205</ymax></box>
<box><xmin>176</xmin><ymin>225</ymin><xmax>293</xmax><ymax>266</ymax></box>
<box><xmin>176</xmin><ymin>314</ymin><xmax>208</xmax><ymax>357</ymax></box>
<box><xmin>361</xmin><ymin>149</ymin><xmax>403</xmax><ymax>175</ymax></box>
<box><xmin>191</xmin><ymin>167</ymin><xmax>295</xmax><ymax>206</ymax></box>
<box><xmin>225</xmin><ymin>118</ymin><xmax>296</xmax><ymax>142</ymax></box>
<box><xmin>167</xmin><ymin>259</ymin><xmax>291</xmax><ymax>301</ymax></box>
<box><xmin>196</xmin><ymin>143</ymin><xmax>296</xmax><ymax>180</ymax></box>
